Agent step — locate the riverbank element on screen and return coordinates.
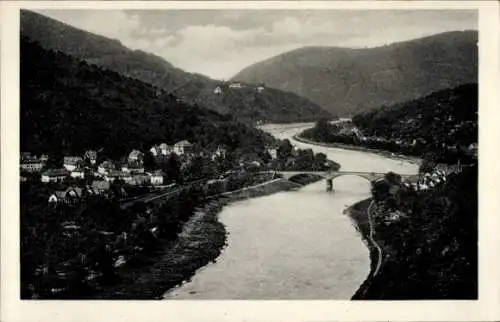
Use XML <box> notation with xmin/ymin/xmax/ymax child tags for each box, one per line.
<box><xmin>344</xmin><ymin>198</ymin><xmax>380</xmax><ymax>299</ymax></box>
<box><xmin>293</xmin><ymin>134</ymin><xmax>421</xmax><ymax>165</ymax></box>
<box><xmin>347</xmin><ymin>165</ymin><xmax>478</xmax><ymax>300</ymax></box>
<box><xmin>95</xmin><ymin>177</ymin><xmax>307</xmax><ymax>299</ymax></box>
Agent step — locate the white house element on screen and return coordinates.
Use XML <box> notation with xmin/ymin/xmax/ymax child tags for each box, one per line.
<box><xmin>159</xmin><ymin>143</ymin><xmax>171</xmax><ymax>155</ymax></box>
<box><xmin>63</xmin><ymin>156</ymin><xmax>83</xmax><ymax>171</ymax></box>
<box><xmin>70</xmin><ymin>168</ymin><xmax>85</xmax><ymax>179</ymax></box>
<box><xmin>213</xmin><ymin>86</ymin><xmax>222</xmax><ymax>95</ymax></box>
<box><xmin>41</xmin><ymin>169</ymin><xmax>69</xmax><ymax>183</ymax></box>
<box><xmin>129</xmin><ymin>174</ymin><xmax>150</xmax><ymax>186</ymax></box>
<box><xmin>256</xmin><ymin>86</ymin><xmax>265</xmax><ymax>93</ymax></box>
<box><xmin>150</xmin><ymin>146</ymin><xmax>160</xmax><ymax>157</ymax></box>
<box><xmin>121</xmin><ymin>162</ymin><xmax>145</xmax><ymax>174</ymax></box>
<box><xmin>150</xmin><ymin>144</ymin><xmax>172</xmax><ymax>157</ymax></box>
<box><xmin>48</xmin><ymin>191</ymin><xmax>67</xmax><ymax>204</ymax></box>
<box><xmin>229</xmin><ymin>83</ymin><xmax>243</xmax><ymax>89</ymax></box>
<box><xmin>173</xmin><ymin>140</ymin><xmax>193</xmax><ymax>155</ymax></box>
<box><xmin>20</xmin><ymin>159</ymin><xmax>45</xmax><ymax>173</ymax></box>
<box><xmin>149</xmin><ymin>170</ymin><xmax>165</xmax><ymax>185</ymax></box>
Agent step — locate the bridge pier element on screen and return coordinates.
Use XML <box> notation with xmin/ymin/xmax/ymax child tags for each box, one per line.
<box><xmin>326</xmin><ymin>179</ymin><xmax>333</xmax><ymax>192</ymax></box>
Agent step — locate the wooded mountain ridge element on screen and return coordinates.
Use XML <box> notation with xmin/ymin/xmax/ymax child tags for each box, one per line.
<box><xmin>232</xmin><ymin>31</ymin><xmax>478</xmax><ymax>117</ymax></box>
<box><xmin>21</xmin><ymin>37</ymin><xmax>277</xmax><ymax>159</ymax></box>
<box><xmin>20</xmin><ymin>10</ymin><xmax>331</xmax><ymax>123</ymax></box>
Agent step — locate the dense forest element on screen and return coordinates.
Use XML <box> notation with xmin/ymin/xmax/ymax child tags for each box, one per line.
<box><xmin>352</xmin><ymin>83</ymin><xmax>477</xmax><ymax>147</ymax></box>
<box><xmin>354</xmin><ymin>163</ymin><xmax>477</xmax><ymax>299</ymax></box>
<box><xmin>21</xmin><ymin>37</ymin><xmax>277</xmax><ymax>160</ymax></box>
<box><xmin>20</xmin><ymin>10</ymin><xmax>332</xmax><ymax>123</ymax></box>
<box><xmin>301</xmin><ymin>84</ymin><xmax>477</xmax><ymax>163</ymax></box>
<box><xmin>232</xmin><ymin>30</ymin><xmax>477</xmax><ymax>117</ymax></box>
<box><xmin>20</xmin><ymin>181</ymin><xmax>207</xmax><ymax>298</ymax></box>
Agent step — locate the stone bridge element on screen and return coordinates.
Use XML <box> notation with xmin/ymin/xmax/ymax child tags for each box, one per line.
<box><xmin>278</xmin><ymin>171</ymin><xmax>420</xmax><ymax>191</ymax></box>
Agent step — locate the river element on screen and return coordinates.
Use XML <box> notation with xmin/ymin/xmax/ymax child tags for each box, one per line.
<box><xmin>163</xmin><ymin>123</ymin><xmax>419</xmax><ymax>299</ymax></box>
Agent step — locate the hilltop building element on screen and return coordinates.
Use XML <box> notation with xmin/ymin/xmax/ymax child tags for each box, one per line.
<box><xmin>229</xmin><ymin>83</ymin><xmax>243</xmax><ymax>89</ymax></box>
<box><xmin>213</xmin><ymin>86</ymin><xmax>222</xmax><ymax>95</ymax></box>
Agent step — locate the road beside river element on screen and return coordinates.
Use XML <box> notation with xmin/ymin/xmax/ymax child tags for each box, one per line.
<box><xmin>163</xmin><ymin>123</ymin><xmax>419</xmax><ymax>299</ymax></box>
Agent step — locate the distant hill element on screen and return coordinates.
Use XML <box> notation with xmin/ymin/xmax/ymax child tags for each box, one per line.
<box><xmin>232</xmin><ymin>31</ymin><xmax>478</xmax><ymax>116</ymax></box>
<box><xmin>20</xmin><ymin>10</ymin><xmax>331</xmax><ymax>123</ymax></box>
<box><xmin>20</xmin><ymin>37</ymin><xmax>277</xmax><ymax>159</ymax></box>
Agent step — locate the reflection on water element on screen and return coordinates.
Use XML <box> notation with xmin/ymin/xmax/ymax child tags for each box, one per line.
<box><xmin>164</xmin><ymin>123</ymin><xmax>418</xmax><ymax>299</ymax></box>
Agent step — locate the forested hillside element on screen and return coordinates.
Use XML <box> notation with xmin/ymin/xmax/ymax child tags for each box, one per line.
<box><xmin>21</xmin><ymin>38</ymin><xmax>276</xmax><ymax>159</ymax></box>
<box><xmin>302</xmin><ymin>83</ymin><xmax>477</xmax><ymax>163</ymax></box>
<box><xmin>353</xmin><ymin>83</ymin><xmax>477</xmax><ymax>148</ymax></box>
<box><xmin>232</xmin><ymin>31</ymin><xmax>477</xmax><ymax>116</ymax></box>
<box><xmin>353</xmin><ymin>163</ymin><xmax>477</xmax><ymax>299</ymax></box>
<box><xmin>21</xmin><ymin>10</ymin><xmax>332</xmax><ymax>123</ymax></box>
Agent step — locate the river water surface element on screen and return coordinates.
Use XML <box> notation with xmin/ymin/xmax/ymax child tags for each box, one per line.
<box><xmin>164</xmin><ymin>123</ymin><xmax>419</xmax><ymax>299</ymax></box>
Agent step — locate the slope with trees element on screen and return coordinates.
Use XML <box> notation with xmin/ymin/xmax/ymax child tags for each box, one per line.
<box><xmin>353</xmin><ymin>163</ymin><xmax>477</xmax><ymax>299</ymax></box>
<box><xmin>21</xmin><ymin>37</ymin><xmax>276</xmax><ymax>160</ymax></box>
<box><xmin>20</xmin><ymin>10</ymin><xmax>332</xmax><ymax>123</ymax></box>
<box><xmin>301</xmin><ymin>83</ymin><xmax>478</xmax><ymax>164</ymax></box>
<box><xmin>232</xmin><ymin>31</ymin><xmax>477</xmax><ymax>117</ymax></box>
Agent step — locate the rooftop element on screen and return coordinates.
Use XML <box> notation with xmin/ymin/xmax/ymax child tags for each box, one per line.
<box><xmin>174</xmin><ymin>140</ymin><xmax>193</xmax><ymax>147</ymax></box>
<box><xmin>43</xmin><ymin>169</ymin><xmax>69</xmax><ymax>176</ymax></box>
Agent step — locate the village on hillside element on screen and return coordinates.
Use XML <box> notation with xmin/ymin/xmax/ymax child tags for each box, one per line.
<box><xmin>20</xmin><ymin>136</ymin><xmax>341</xmax><ymax>207</ymax></box>
<box><xmin>22</xmin><ymin>140</ymin><xmax>246</xmax><ymax>203</ymax></box>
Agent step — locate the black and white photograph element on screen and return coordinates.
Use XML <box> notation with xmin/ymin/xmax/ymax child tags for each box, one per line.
<box><xmin>17</xmin><ymin>5</ymin><xmax>480</xmax><ymax>300</ymax></box>
<box><xmin>2</xmin><ymin>0</ymin><xmax>500</xmax><ymax>320</ymax></box>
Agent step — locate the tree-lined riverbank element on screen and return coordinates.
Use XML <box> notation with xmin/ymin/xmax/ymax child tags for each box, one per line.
<box><xmin>94</xmin><ymin>177</ymin><xmax>306</xmax><ymax>299</ymax></box>
<box><xmin>345</xmin><ymin>166</ymin><xmax>477</xmax><ymax>300</ymax></box>
<box><xmin>293</xmin><ymin>134</ymin><xmax>420</xmax><ymax>165</ymax></box>
<box><xmin>163</xmin><ymin>123</ymin><xmax>420</xmax><ymax>299</ymax></box>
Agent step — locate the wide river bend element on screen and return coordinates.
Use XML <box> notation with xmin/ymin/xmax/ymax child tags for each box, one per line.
<box><xmin>164</xmin><ymin>123</ymin><xmax>419</xmax><ymax>299</ymax></box>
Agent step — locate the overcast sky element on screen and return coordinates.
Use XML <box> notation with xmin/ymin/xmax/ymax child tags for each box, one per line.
<box><xmin>35</xmin><ymin>9</ymin><xmax>477</xmax><ymax>80</ymax></box>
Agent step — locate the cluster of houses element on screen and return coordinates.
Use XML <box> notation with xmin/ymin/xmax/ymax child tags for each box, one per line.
<box><xmin>20</xmin><ymin>153</ymin><xmax>49</xmax><ymax>173</ymax></box>
<box><xmin>22</xmin><ymin>139</ymin><xmax>286</xmax><ymax>206</ymax></box>
<box><xmin>21</xmin><ymin>140</ymin><xmax>199</xmax><ymax>184</ymax></box>
<box><xmin>213</xmin><ymin>83</ymin><xmax>265</xmax><ymax>95</ymax></box>
<box><xmin>402</xmin><ymin>169</ymin><xmax>449</xmax><ymax>192</ymax></box>
<box><xmin>47</xmin><ymin>181</ymin><xmax>122</xmax><ymax>204</ymax></box>
<box><xmin>21</xmin><ymin>141</ymin><xmax>198</xmax><ymax>204</ymax></box>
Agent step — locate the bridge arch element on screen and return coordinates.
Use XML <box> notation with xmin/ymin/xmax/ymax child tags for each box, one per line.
<box><xmin>328</xmin><ymin>172</ymin><xmax>385</xmax><ymax>183</ymax></box>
